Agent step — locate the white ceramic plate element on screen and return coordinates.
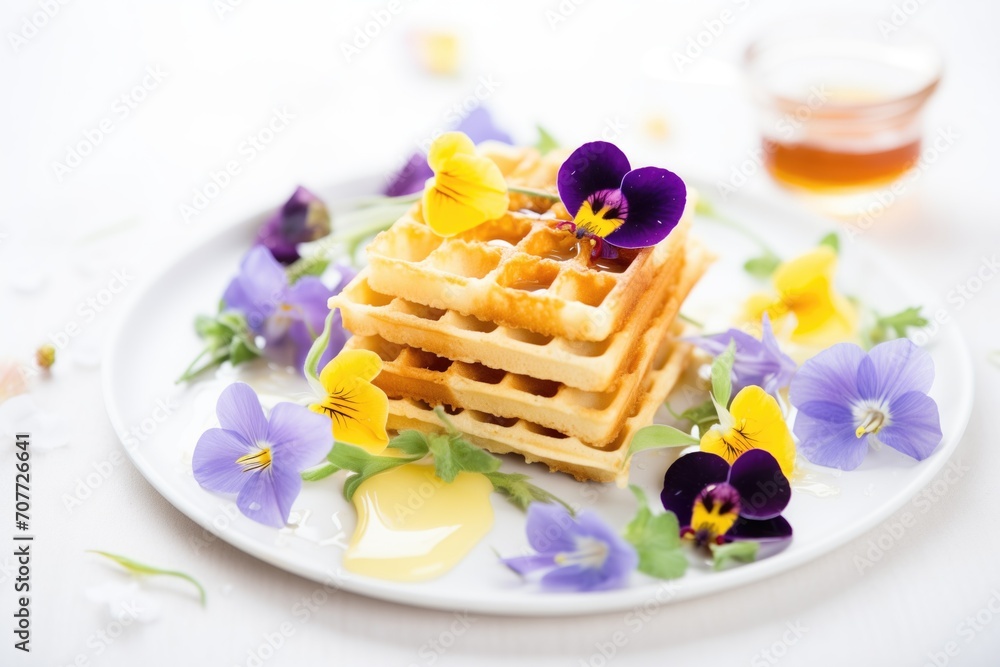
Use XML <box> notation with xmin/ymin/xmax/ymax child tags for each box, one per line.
<box><xmin>102</xmin><ymin>177</ymin><xmax>974</xmax><ymax>616</ymax></box>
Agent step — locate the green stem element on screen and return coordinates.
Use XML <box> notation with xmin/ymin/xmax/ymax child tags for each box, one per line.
<box><xmin>508</xmin><ymin>185</ymin><xmax>561</xmax><ymax>201</ymax></box>
<box><xmin>285</xmin><ymin>204</ymin><xmax>410</xmax><ymax>282</ymax></box>
<box><xmin>678</xmin><ymin>312</ymin><xmax>704</xmax><ymax>328</ymax></box>
<box><xmin>301</xmin><ymin>461</ymin><xmax>341</xmax><ymax>482</ymax></box>
<box><xmin>176</xmin><ymin>348</ymin><xmax>226</xmax><ymax>384</ymax></box>
<box><xmin>349</xmin><ymin>192</ymin><xmax>421</xmax><ymax>208</ymax></box>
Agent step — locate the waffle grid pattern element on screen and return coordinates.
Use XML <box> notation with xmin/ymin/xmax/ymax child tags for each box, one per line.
<box><xmin>347</xmin><ymin>244</ymin><xmax>707</xmax><ymax>445</ymax></box>
<box><xmin>364</xmin><ymin>203</ymin><xmax>693</xmax><ymax>341</ymax></box>
<box><xmin>333</xmin><ymin>219</ymin><xmax>691</xmax><ymax>391</ymax></box>
<box><xmin>386</xmin><ymin>334</ymin><xmax>692</xmax><ymax>484</ymax></box>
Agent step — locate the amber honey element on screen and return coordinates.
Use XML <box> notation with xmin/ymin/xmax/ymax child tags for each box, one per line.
<box><xmin>762</xmin><ymin>138</ymin><xmax>922</xmax><ymax>192</ymax></box>
<box><xmin>744</xmin><ymin>18</ymin><xmax>942</xmax><ymax>209</ymax></box>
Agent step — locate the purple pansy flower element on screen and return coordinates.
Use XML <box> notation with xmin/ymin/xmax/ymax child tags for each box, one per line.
<box><xmin>254</xmin><ymin>186</ymin><xmax>331</xmax><ymax>264</ymax></box>
<box><xmin>384</xmin><ymin>106</ymin><xmax>514</xmax><ymax>196</ymax></box>
<box><xmin>556</xmin><ymin>141</ymin><xmax>686</xmax><ymax>255</ymax></box>
<box><xmin>222</xmin><ymin>246</ymin><xmax>353</xmax><ymax>371</ymax></box>
<box><xmin>661</xmin><ymin>450</ymin><xmax>792</xmax><ymax>548</ymax></box>
<box><xmin>502</xmin><ymin>503</ymin><xmax>637</xmax><ymax>592</ymax></box>
<box><xmin>193</xmin><ymin>383</ymin><xmax>332</xmax><ymax>527</ymax></box>
<box><xmin>687</xmin><ymin>314</ymin><xmax>797</xmax><ymax>396</ymax></box>
<box><xmin>789</xmin><ymin>338</ymin><xmax>942</xmax><ymax>470</ymax></box>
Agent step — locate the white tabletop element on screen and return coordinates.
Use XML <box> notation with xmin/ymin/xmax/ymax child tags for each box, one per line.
<box><xmin>3</xmin><ymin>0</ymin><xmax>998</xmax><ymax>665</ymax></box>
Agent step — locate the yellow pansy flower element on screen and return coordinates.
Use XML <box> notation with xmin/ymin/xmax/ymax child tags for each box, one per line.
<box><xmin>745</xmin><ymin>246</ymin><xmax>857</xmax><ymax>347</ymax></box>
<box><xmin>310</xmin><ymin>349</ymin><xmax>389</xmax><ymax>454</ymax></box>
<box><xmin>423</xmin><ymin>131</ymin><xmax>510</xmax><ymax>237</ymax></box>
<box><xmin>700</xmin><ymin>386</ymin><xmax>796</xmax><ymax>476</ymax></box>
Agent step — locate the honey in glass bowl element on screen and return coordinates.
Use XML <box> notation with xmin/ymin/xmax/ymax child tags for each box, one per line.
<box><xmin>744</xmin><ymin>18</ymin><xmax>942</xmax><ymax>199</ymax></box>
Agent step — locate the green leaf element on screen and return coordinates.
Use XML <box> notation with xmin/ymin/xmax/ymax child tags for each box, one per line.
<box><xmin>216</xmin><ymin>311</ymin><xmax>247</xmax><ymax>333</ymax></box>
<box><xmin>446</xmin><ymin>434</ymin><xmax>501</xmax><ymax>474</ymax></box>
<box><xmin>88</xmin><ymin>551</ymin><xmax>206</xmax><ymax>606</ymax></box>
<box><xmin>743</xmin><ymin>252</ymin><xmax>781</xmax><ymax>279</ymax></box>
<box><xmin>672</xmin><ymin>398</ymin><xmax>720</xmax><ymax>430</ymax></box>
<box><xmin>533</xmin><ymin>125</ymin><xmax>559</xmax><ymax>155</ymax></box>
<box><xmin>710</xmin><ymin>541</ymin><xmax>759</xmax><ymax>570</ymax></box>
<box><xmin>710</xmin><ymin>341</ymin><xmax>736</xmax><ymax>409</ymax></box>
<box><xmin>228</xmin><ymin>337</ymin><xmax>260</xmax><ymax>366</ymax></box>
<box><xmin>483</xmin><ymin>472</ymin><xmax>573</xmax><ymax>514</ymax></box>
<box><xmin>427</xmin><ymin>432</ymin><xmax>502</xmax><ymax>483</ymax></box>
<box><xmin>623</xmin><ymin>486</ymin><xmax>687</xmax><ymax>580</ymax></box>
<box><xmin>177</xmin><ymin>311</ymin><xmax>261</xmax><ymax>383</ymax></box>
<box><xmin>626</xmin><ymin>424</ymin><xmax>699</xmax><ymax>461</ymax></box>
<box><xmin>194</xmin><ymin>314</ymin><xmax>225</xmax><ymax>339</ymax></box>
<box><xmin>326</xmin><ymin>441</ymin><xmax>372</xmax><ymax>471</ymax></box>
<box><xmin>322</xmin><ymin>407</ymin><xmax>570</xmax><ymax>511</ymax></box>
<box><xmin>869</xmin><ymin>306</ymin><xmax>929</xmax><ymax>344</ymax></box>
<box><xmin>427</xmin><ymin>433</ymin><xmax>461</xmax><ymax>483</ymax></box>
<box><xmin>386</xmin><ymin>430</ymin><xmax>431</xmax><ymax>457</ymax></box>
<box><xmin>287</xmin><ymin>257</ymin><xmax>330</xmax><ymax>283</ymax></box>
<box><xmin>818</xmin><ymin>232</ymin><xmax>840</xmax><ymax>253</ymax></box>
<box><xmin>326</xmin><ymin>442</ymin><xmax>421</xmax><ymax>500</ymax></box>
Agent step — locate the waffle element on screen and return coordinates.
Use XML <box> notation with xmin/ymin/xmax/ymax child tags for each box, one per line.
<box><xmin>386</xmin><ymin>333</ymin><xmax>692</xmax><ymax>484</ymax></box>
<box><xmin>363</xmin><ymin>196</ymin><xmax>696</xmax><ymax>341</ymax></box>
<box><xmin>348</xmin><ymin>244</ymin><xmax>708</xmax><ymax>445</ymax></box>
<box><xmin>332</xmin><ymin>221</ymin><xmax>692</xmax><ymax>391</ymax></box>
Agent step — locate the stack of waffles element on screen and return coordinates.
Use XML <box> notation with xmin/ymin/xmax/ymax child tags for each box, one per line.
<box><xmin>330</xmin><ymin>148</ymin><xmax>709</xmax><ymax>483</ymax></box>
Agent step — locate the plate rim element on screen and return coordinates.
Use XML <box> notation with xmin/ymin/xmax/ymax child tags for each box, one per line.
<box><xmin>101</xmin><ymin>176</ymin><xmax>976</xmax><ymax>616</ymax></box>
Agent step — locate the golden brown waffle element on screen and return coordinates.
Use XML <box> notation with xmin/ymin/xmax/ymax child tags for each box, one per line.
<box><xmin>477</xmin><ymin>142</ymin><xmax>569</xmax><ymax>212</ymax></box>
<box><xmin>363</xmin><ymin>198</ymin><xmax>696</xmax><ymax>341</ymax></box>
<box><xmin>386</xmin><ymin>333</ymin><xmax>692</xmax><ymax>484</ymax></box>
<box><xmin>332</xmin><ymin>221</ymin><xmax>693</xmax><ymax>392</ymax></box>
<box><xmin>347</xmin><ymin>244</ymin><xmax>708</xmax><ymax>445</ymax></box>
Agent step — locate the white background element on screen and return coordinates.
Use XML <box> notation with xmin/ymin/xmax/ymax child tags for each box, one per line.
<box><xmin>2</xmin><ymin>0</ymin><xmax>998</xmax><ymax>665</ymax></box>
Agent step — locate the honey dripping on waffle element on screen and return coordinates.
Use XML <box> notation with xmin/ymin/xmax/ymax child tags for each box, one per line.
<box><xmin>342</xmin><ymin>465</ymin><xmax>494</xmax><ymax>582</ymax></box>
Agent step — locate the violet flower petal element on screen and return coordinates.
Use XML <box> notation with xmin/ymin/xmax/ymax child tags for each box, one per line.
<box><xmin>222</xmin><ymin>246</ymin><xmax>288</xmax><ymax>333</ymax></box>
<box><xmin>285</xmin><ymin>277</ymin><xmax>333</xmax><ymax>333</ymax></box>
<box><xmin>279</xmin><ymin>276</ymin><xmax>335</xmax><ymax>368</ymax></box>
<box><xmin>575</xmin><ymin>510</ymin><xmax>638</xmax><ymax>583</ymax></box>
<box><xmin>687</xmin><ymin>314</ymin><xmax>796</xmax><ymax>396</ymax></box>
<box><xmin>524</xmin><ymin>501</ymin><xmax>577</xmax><ymax>554</ymax></box>
<box><xmin>265</xmin><ymin>402</ymin><xmax>333</xmax><ymax>471</ymax></box>
<box><xmin>660</xmin><ymin>452</ymin><xmax>731</xmax><ymax>527</ymax></box>
<box><xmin>216</xmin><ymin>382</ymin><xmax>269</xmax><ymax>446</ymax></box>
<box><xmin>758</xmin><ymin>314</ymin><xmax>797</xmax><ymax>394</ymax></box>
<box><xmin>856</xmin><ymin>356</ymin><xmax>880</xmax><ymax>402</ymax></box>
<box><xmin>793</xmin><ymin>405</ymin><xmax>870</xmax><ymax>470</ymax></box>
<box><xmin>788</xmin><ymin>343</ymin><xmax>866</xmax><ymax>407</ymax></box>
<box><xmin>384</xmin><ymin>153</ymin><xmax>432</xmax><ymax>197</ymax></box>
<box><xmin>877</xmin><ymin>390</ymin><xmax>943</xmax><ymax>461</ymax></box>
<box><xmin>541</xmin><ymin>563</ymin><xmax>623</xmax><ymax>592</ymax></box>
<box><xmin>254</xmin><ymin>186</ymin><xmax>329</xmax><ymax>264</ymax></box>
<box><xmin>192</xmin><ymin>428</ymin><xmax>252</xmax><ymax>494</ymax></box>
<box><xmin>727</xmin><ymin>515</ymin><xmax>793</xmax><ymax>542</ymax></box>
<box><xmin>502</xmin><ymin>553</ymin><xmax>557</xmax><ymax>576</ymax></box>
<box><xmin>457</xmin><ymin>106</ymin><xmax>513</xmax><ymax>145</ymax></box>
<box><xmin>728</xmin><ymin>450</ymin><xmax>790</xmax><ymax>520</ymax></box>
<box><xmin>540</xmin><ymin>511</ymin><xmax>636</xmax><ymax>592</ymax></box>
<box><xmin>606</xmin><ymin>166</ymin><xmax>686</xmax><ymax>249</ymax></box>
<box><xmin>867</xmin><ymin>338</ymin><xmax>935</xmax><ymax>401</ymax></box>
<box><xmin>556</xmin><ymin>141</ymin><xmax>631</xmax><ymax>217</ymax></box>
<box><xmin>236</xmin><ymin>466</ymin><xmax>302</xmax><ymax>528</ymax></box>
